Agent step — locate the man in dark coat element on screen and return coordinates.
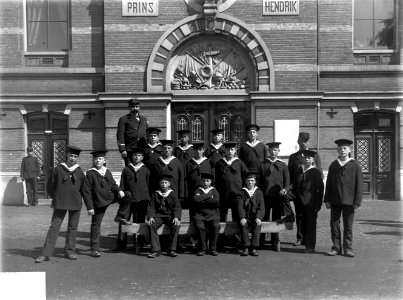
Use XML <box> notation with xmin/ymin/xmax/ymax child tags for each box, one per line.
<box><xmin>117</xmin><ymin>98</ymin><xmax>149</xmax><ymax>165</ymax></box>
<box><xmin>20</xmin><ymin>146</ymin><xmax>41</xmax><ymax>206</ymax></box>
<box><xmin>35</xmin><ymin>145</ymin><xmax>85</xmax><ymax>263</ymax></box>
<box><xmin>324</xmin><ymin>139</ymin><xmax>363</xmax><ymax>258</ymax></box>
<box><xmin>288</xmin><ymin>132</ymin><xmax>322</xmax><ymax>246</ymax></box>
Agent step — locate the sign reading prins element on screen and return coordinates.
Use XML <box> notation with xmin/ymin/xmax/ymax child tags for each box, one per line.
<box><xmin>122</xmin><ymin>0</ymin><xmax>159</xmax><ymax>16</ymax></box>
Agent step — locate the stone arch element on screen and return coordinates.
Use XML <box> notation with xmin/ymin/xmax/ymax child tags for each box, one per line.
<box><xmin>146</xmin><ymin>13</ymin><xmax>274</xmax><ymax>92</ymax></box>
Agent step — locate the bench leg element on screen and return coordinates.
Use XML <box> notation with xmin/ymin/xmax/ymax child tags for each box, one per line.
<box><xmin>135</xmin><ymin>234</ymin><xmax>141</xmax><ymax>255</ymax></box>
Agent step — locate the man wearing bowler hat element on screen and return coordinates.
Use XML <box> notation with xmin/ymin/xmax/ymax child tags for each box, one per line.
<box><xmin>117</xmin><ymin>98</ymin><xmax>149</xmax><ymax>165</ymax></box>
<box><xmin>20</xmin><ymin>146</ymin><xmax>41</xmax><ymax>206</ymax></box>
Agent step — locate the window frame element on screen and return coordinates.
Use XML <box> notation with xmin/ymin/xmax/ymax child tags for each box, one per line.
<box><xmin>24</xmin><ymin>0</ymin><xmax>70</xmax><ymax>54</ymax></box>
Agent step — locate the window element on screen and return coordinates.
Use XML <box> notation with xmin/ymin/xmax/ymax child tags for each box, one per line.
<box><xmin>26</xmin><ymin>0</ymin><xmax>69</xmax><ymax>51</ymax></box>
<box><xmin>354</xmin><ymin>0</ymin><xmax>395</xmax><ymax>50</ymax></box>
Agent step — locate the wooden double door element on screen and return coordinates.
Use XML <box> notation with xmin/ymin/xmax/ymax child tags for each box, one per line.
<box><xmin>27</xmin><ymin>113</ymin><xmax>68</xmax><ymax>198</ymax></box>
<box><xmin>355</xmin><ymin>111</ymin><xmax>396</xmax><ymax>200</ymax></box>
<box><xmin>171</xmin><ymin>102</ymin><xmax>250</xmax><ymax>143</ymax></box>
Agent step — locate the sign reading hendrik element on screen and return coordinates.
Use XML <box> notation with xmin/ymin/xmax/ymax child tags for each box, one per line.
<box><xmin>263</xmin><ymin>0</ymin><xmax>299</xmax><ymax>15</ymax></box>
<box><xmin>122</xmin><ymin>0</ymin><xmax>158</xmax><ymax>16</ymax></box>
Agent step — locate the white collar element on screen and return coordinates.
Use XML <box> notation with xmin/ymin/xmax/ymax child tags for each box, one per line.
<box><xmin>159</xmin><ymin>156</ymin><xmax>176</xmax><ymax>165</ymax></box>
<box><xmin>156</xmin><ymin>189</ymin><xmax>173</xmax><ymax>197</ymax></box>
<box><xmin>88</xmin><ymin>166</ymin><xmax>107</xmax><ymax>176</ymax></box>
<box><xmin>223</xmin><ymin>157</ymin><xmax>238</xmax><ymax>165</ymax></box>
<box><xmin>61</xmin><ymin>163</ymin><xmax>79</xmax><ymax>172</ymax></box>
<box><xmin>245</xmin><ymin>140</ymin><xmax>261</xmax><ymax>148</ymax></box>
<box><xmin>178</xmin><ymin>144</ymin><xmax>193</xmax><ymax>151</ymax></box>
<box><xmin>192</xmin><ymin>157</ymin><xmax>207</xmax><ymax>165</ymax></box>
<box><xmin>337</xmin><ymin>157</ymin><xmax>354</xmax><ymax>166</ymax></box>
<box><xmin>129</xmin><ymin>163</ymin><xmax>144</xmax><ymax>172</ymax></box>
<box><xmin>199</xmin><ymin>186</ymin><xmax>215</xmax><ymax>194</ymax></box>
<box><xmin>148</xmin><ymin>143</ymin><xmax>161</xmax><ymax>149</ymax></box>
<box><xmin>303</xmin><ymin>165</ymin><xmax>316</xmax><ymax>173</ymax></box>
<box><xmin>266</xmin><ymin>158</ymin><xmax>281</xmax><ymax>163</ymax></box>
<box><xmin>210</xmin><ymin>143</ymin><xmax>223</xmax><ymax>150</ymax></box>
<box><xmin>242</xmin><ymin>186</ymin><xmax>258</xmax><ymax>197</ymax></box>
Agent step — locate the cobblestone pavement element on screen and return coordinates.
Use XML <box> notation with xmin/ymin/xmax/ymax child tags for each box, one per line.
<box><xmin>1</xmin><ymin>200</ymin><xmax>402</xmax><ymax>300</ymax></box>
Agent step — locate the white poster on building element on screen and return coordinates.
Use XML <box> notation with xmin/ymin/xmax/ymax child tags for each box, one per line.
<box><xmin>274</xmin><ymin>120</ymin><xmax>299</xmax><ymax>156</ymax></box>
<box><xmin>122</xmin><ymin>0</ymin><xmax>159</xmax><ymax>16</ymax></box>
<box><xmin>263</xmin><ymin>0</ymin><xmax>299</xmax><ymax>15</ymax></box>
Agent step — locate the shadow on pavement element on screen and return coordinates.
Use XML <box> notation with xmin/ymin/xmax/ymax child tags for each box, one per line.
<box><xmin>357</xmin><ymin>219</ymin><xmax>403</xmax><ymax>228</ymax></box>
<box><xmin>364</xmin><ymin>231</ymin><xmax>403</xmax><ymax>236</ymax></box>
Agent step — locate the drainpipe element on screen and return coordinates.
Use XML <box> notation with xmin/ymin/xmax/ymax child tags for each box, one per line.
<box><xmin>166</xmin><ymin>101</ymin><xmax>171</xmax><ymax>139</ymax></box>
<box><xmin>316</xmin><ymin>0</ymin><xmax>320</xmax><ymax>154</ymax></box>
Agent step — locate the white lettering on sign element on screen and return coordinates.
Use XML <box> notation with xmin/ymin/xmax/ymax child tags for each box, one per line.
<box><xmin>263</xmin><ymin>0</ymin><xmax>299</xmax><ymax>15</ymax></box>
<box><xmin>122</xmin><ymin>0</ymin><xmax>158</xmax><ymax>16</ymax></box>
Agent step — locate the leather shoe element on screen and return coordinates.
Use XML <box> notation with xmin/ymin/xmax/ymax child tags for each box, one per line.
<box><xmin>240</xmin><ymin>249</ymin><xmax>249</xmax><ymax>256</ymax></box>
<box><xmin>65</xmin><ymin>254</ymin><xmax>77</xmax><ymax>260</ymax></box>
<box><xmin>327</xmin><ymin>249</ymin><xmax>340</xmax><ymax>256</ymax></box>
<box><xmin>344</xmin><ymin>250</ymin><xmax>355</xmax><ymax>257</ymax></box>
<box><xmin>304</xmin><ymin>248</ymin><xmax>316</xmax><ymax>254</ymax></box>
<box><xmin>168</xmin><ymin>250</ymin><xmax>178</xmax><ymax>257</ymax></box>
<box><xmin>147</xmin><ymin>251</ymin><xmax>160</xmax><ymax>258</ymax></box>
<box><xmin>196</xmin><ymin>251</ymin><xmax>205</xmax><ymax>256</ymax></box>
<box><xmin>210</xmin><ymin>250</ymin><xmax>219</xmax><ymax>256</ymax></box>
<box><xmin>91</xmin><ymin>251</ymin><xmax>101</xmax><ymax>258</ymax></box>
<box><xmin>250</xmin><ymin>249</ymin><xmax>258</xmax><ymax>256</ymax></box>
<box><xmin>293</xmin><ymin>240</ymin><xmax>302</xmax><ymax>246</ymax></box>
<box><xmin>35</xmin><ymin>255</ymin><xmax>49</xmax><ymax>263</ymax></box>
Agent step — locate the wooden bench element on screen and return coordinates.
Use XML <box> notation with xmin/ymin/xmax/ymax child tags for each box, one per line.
<box><xmin>121</xmin><ymin>221</ymin><xmax>293</xmax><ymax>254</ymax></box>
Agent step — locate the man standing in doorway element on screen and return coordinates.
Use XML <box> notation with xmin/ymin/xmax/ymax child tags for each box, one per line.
<box><xmin>20</xmin><ymin>146</ymin><xmax>41</xmax><ymax>206</ymax></box>
<box><xmin>117</xmin><ymin>98</ymin><xmax>149</xmax><ymax>165</ymax></box>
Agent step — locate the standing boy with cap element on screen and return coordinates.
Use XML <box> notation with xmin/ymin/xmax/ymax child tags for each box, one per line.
<box><xmin>239</xmin><ymin>124</ymin><xmax>267</xmax><ymax>171</ymax></box>
<box><xmin>143</xmin><ymin>127</ymin><xmax>163</xmax><ymax>168</ymax></box>
<box><xmin>258</xmin><ymin>142</ymin><xmax>290</xmax><ymax>252</ymax></box>
<box><xmin>82</xmin><ymin>150</ymin><xmax>125</xmax><ymax>257</ymax></box>
<box><xmin>117</xmin><ymin>98</ymin><xmax>149</xmax><ymax>165</ymax></box>
<box><xmin>35</xmin><ymin>145</ymin><xmax>85</xmax><ymax>263</ymax></box>
<box><xmin>20</xmin><ymin>146</ymin><xmax>41</xmax><ymax>206</ymax></box>
<box><xmin>205</xmin><ymin>128</ymin><xmax>226</xmax><ymax>167</ymax></box>
<box><xmin>288</xmin><ymin>132</ymin><xmax>322</xmax><ymax>246</ymax></box>
<box><xmin>324</xmin><ymin>139</ymin><xmax>363</xmax><ymax>258</ymax></box>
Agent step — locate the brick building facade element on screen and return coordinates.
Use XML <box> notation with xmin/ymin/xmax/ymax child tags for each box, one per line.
<box><xmin>0</xmin><ymin>0</ymin><xmax>402</xmax><ymax>204</ymax></box>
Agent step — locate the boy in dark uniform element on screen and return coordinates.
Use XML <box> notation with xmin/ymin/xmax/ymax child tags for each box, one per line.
<box><xmin>288</xmin><ymin>132</ymin><xmax>322</xmax><ymax>246</ymax></box>
<box><xmin>35</xmin><ymin>145</ymin><xmax>85</xmax><ymax>263</ymax></box>
<box><xmin>205</xmin><ymin>128</ymin><xmax>226</xmax><ymax>167</ymax></box>
<box><xmin>214</xmin><ymin>141</ymin><xmax>248</xmax><ymax>222</ymax></box>
<box><xmin>143</xmin><ymin>127</ymin><xmax>162</xmax><ymax>168</ymax></box>
<box><xmin>185</xmin><ymin>141</ymin><xmax>212</xmax><ymax>213</ymax></box>
<box><xmin>82</xmin><ymin>150</ymin><xmax>125</xmax><ymax>257</ymax></box>
<box><xmin>238</xmin><ymin>124</ymin><xmax>267</xmax><ymax>171</ymax></box>
<box><xmin>20</xmin><ymin>146</ymin><xmax>41</xmax><ymax>206</ymax></box>
<box><xmin>293</xmin><ymin>150</ymin><xmax>324</xmax><ymax>253</ymax></box>
<box><xmin>237</xmin><ymin>171</ymin><xmax>265</xmax><ymax>256</ymax></box>
<box><xmin>114</xmin><ymin>147</ymin><xmax>150</xmax><ymax>251</ymax></box>
<box><xmin>193</xmin><ymin>172</ymin><xmax>220</xmax><ymax>256</ymax></box>
<box><xmin>258</xmin><ymin>142</ymin><xmax>290</xmax><ymax>252</ymax></box>
<box><xmin>324</xmin><ymin>139</ymin><xmax>363</xmax><ymax>258</ymax></box>
<box><xmin>149</xmin><ymin>140</ymin><xmax>184</xmax><ymax>205</ymax></box>
<box><xmin>147</xmin><ymin>173</ymin><xmax>182</xmax><ymax>258</ymax></box>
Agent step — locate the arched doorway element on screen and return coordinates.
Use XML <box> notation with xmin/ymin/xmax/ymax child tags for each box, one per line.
<box><xmin>354</xmin><ymin>111</ymin><xmax>396</xmax><ymax>200</ymax></box>
<box><xmin>27</xmin><ymin>112</ymin><xmax>68</xmax><ymax>198</ymax></box>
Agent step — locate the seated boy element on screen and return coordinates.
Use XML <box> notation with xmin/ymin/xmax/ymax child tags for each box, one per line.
<box><xmin>193</xmin><ymin>172</ymin><xmax>220</xmax><ymax>256</ymax></box>
<box><xmin>237</xmin><ymin>171</ymin><xmax>265</xmax><ymax>256</ymax></box>
<box><xmin>147</xmin><ymin>173</ymin><xmax>182</xmax><ymax>258</ymax></box>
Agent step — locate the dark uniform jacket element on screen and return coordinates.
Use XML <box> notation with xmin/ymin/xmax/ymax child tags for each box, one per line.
<box><xmin>116</xmin><ymin>113</ymin><xmax>148</xmax><ymax>152</ymax></box>
<box><xmin>238</xmin><ymin>141</ymin><xmax>267</xmax><ymax>171</ymax></box>
<box><xmin>288</xmin><ymin>149</ymin><xmax>323</xmax><ymax>182</ymax></box>
<box><xmin>324</xmin><ymin>159</ymin><xmax>363</xmax><ymax>206</ymax></box>
<box><xmin>294</xmin><ymin>167</ymin><xmax>324</xmax><ymax>211</ymax></box>
<box><xmin>237</xmin><ymin>187</ymin><xmax>265</xmax><ymax>221</ymax></box>
<box><xmin>49</xmin><ymin>163</ymin><xmax>85</xmax><ymax>210</ymax></box>
<box><xmin>119</xmin><ymin>163</ymin><xmax>150</xmax><ymax>202</ymax></box>
<box><xmin>20</xmin><ymin>155</ymin><xmax>41</xmax><ymax>179</ymax></box>
<box><xmin>82</xmin><ymin>168</ymin><xmax>121</xmax><ymax>210</ymax></box>
<box><xmin>205</xmin><ymin>143</ymin><xmax>226</xmax><ymax>167</ymax></box>
<box><xmin>149</xmin><ymin>156</ymin><xmax>184</xmax><ymax>200</ymax></box>
<box><xmin>193</xmin><ymin>186</ymin><xmax>220</xmax><ymax>221</ymax></box>
<box><xmin>185</xmin><ymin>157</ymin><xmax>212</xmax><ymax>201</ymax></box>
<box><xmin>147</xmin><ymin>189</ymin><xmax>182</xmax><ymax>219</ymax></box>
<box><xmin>258</xmin><ymin>159</ymin><xmax>290</xmax><ymax>200</ymax></box>
<box><xmin>214</xmin><ymin>157</ymin><xmax>248</xmax><ymax>200</ymax></box>
<box><xmin>143</xmin><ymin>143</ymin><xmax>162</xmax><ymax>168</ymax></box>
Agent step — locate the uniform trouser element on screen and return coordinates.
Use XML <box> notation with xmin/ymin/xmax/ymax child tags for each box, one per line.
<box><xmin>240</xmin><ymin>221</ymin><xmax>261</xmax><ymax>248</ymax></box>
<box><xmin>294</xmin><ymin>199</ymin><xmax>304</xmax><ymax>242</ymax></box>
<box><xmin>90</xmin><ymin>206</ymin><xmax>108</xmax><ymax>251</ymax></box>
<box><xmin>301</xmin><ymin>207</ymin><xmax>318</xmax><ymax>250</ymax></box>
<box><xmin>194</xmin><ymin>219</ymin><xmax>220</xmax><ymax>252</ymax></box>
<box><xmin>42</xmin><ymin>209</ymin><xmax>81</xmax><ymax>256</ymax></box>
<box><xmin>117</xmin><ymin>201</ymin><xmax>148</xmax><ymax>248</ymax></box>
<box><xmin>25</xmin><ymin>177</ymin><xmax>38</xmax><ymax>204</ymax></box>
<box><xmin>330</xmin><ymin>205</ymin><xmax>355</xmax><ymax>252</ymax></box>
<box><xmin>219</xmin><ymin>193</ymin><xmax>239</xmax><ymax>222</ymax></box>
<box><xmin>261</xmin><ymin>199</ymin><xmax>282</xmax><ymax>244</ymax></box>
<box><xmin>149</xmin><ymin>216</ymin><xmax>180</xmax><ymax>252</ymax></box>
